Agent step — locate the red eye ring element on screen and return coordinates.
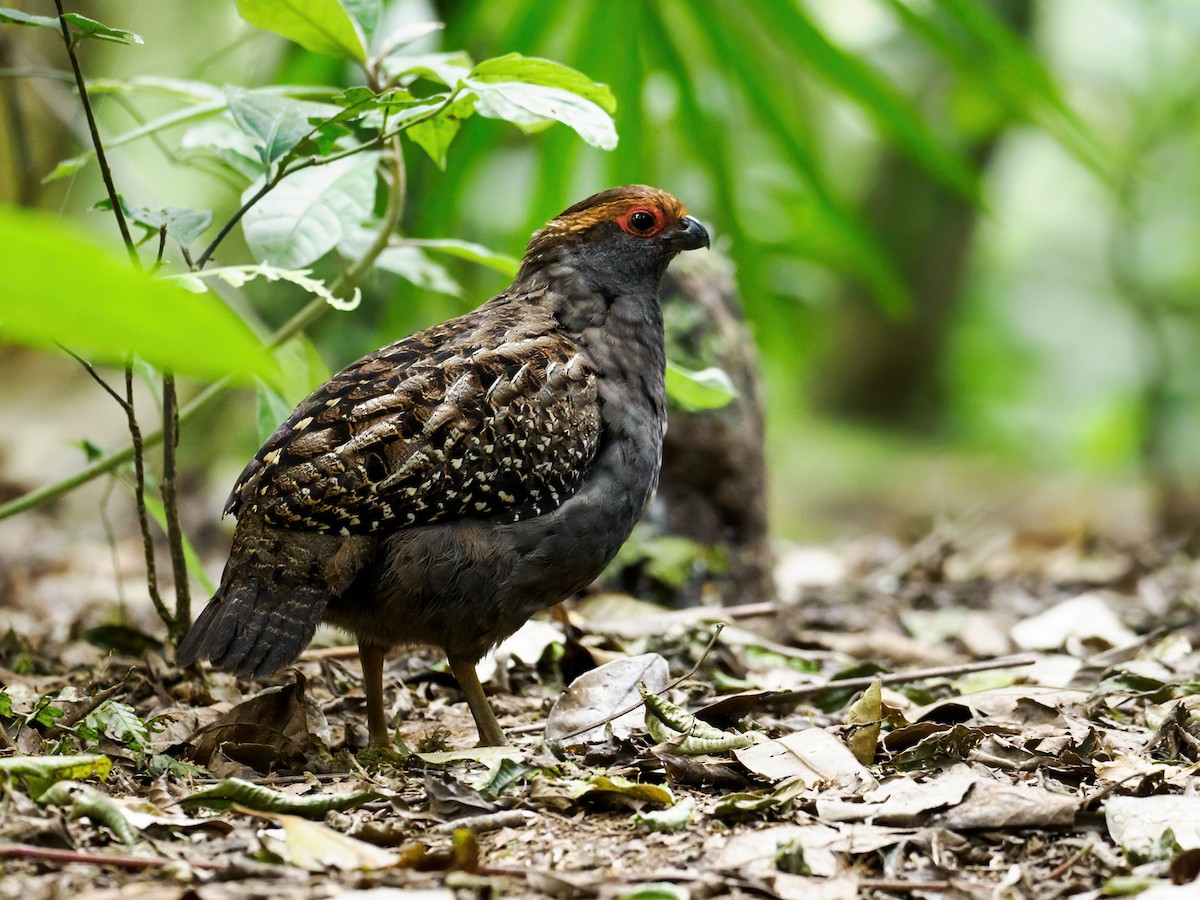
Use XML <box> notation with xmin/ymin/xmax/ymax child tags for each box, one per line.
<box><xmin>618</xmin><ymin>206</ymin><xmax>665</xmax><ymax>237</ymax></box>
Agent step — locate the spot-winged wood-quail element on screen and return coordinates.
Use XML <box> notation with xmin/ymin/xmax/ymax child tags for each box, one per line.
<box><xmin>176</xmin><ymin>185</ymin><xmax>710</xmax><ymax>748</ymax></box>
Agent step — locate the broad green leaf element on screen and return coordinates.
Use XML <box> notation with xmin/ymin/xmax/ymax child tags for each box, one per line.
<box><xmin>664</xmin><ymin>362</ymin><xmax>736</xmax><ymax>412</ymax></box>
<box><xmin>405</xmin><ymin>94</ymin><xmax>475</xmax><ymax>169</ymax></box>
<box><xmin>0</xmin><ymin>205</ymin><xmax>279</xmax><ymax>385</ymax></box>
<box><xmin>407</xmin><ymin>238</ymin><xmax>519</xmax><ymax>278</ymax></box>
<box><xmin>237</xmin><ymin>0</ymin><xmax>366</xmax><ymax>63</ymax></box>
<box><xmin>468</xmin><ymin>79</ymin><xmax>616</xmax><ymax>150</ymax></box>
<box><xmin>60</xmin><ymin>13</ymin><xmax>142</xmax><ymax>45</ymax></box>
<box><xmin>240</xmin><ymin>151</ymin><xmax>380</xmax><ymax>269</ymax></box>
<box><xmin>181</xmin><ymin>117</ymin><xmax>265</xmax><ymax>181</ymax></box>
<box><xmin>226</xmin><ymin>87</ymin><xmax>336</xmax><ymax>166</ymax></box>
<box><xmin>340</xmin><ymin>0</ymin><xmax>381</xmax><ymax>38</ymax></box>
<box><xmin>374</xmin><ymin>21</ymin><xmax>443</xmax><ymax>60</ymax></box>
<box><xmin>381</xmin><ymin>50</ymin><xmax>473</xmax><ymax>88</ymax></box>
<box><xmin>0</xmin><ymin>8</ymin><xmax>58</xmax><ymax>28</ymax></box>
<box><xmin>93</xmin><ymin>199</ymin><xmax>212</xmax><ymax>248</ymax></box>
<box><xmin>470</xmin><ymin>53</ymin><xmax>616</xmax><ymax>114</ymax></box>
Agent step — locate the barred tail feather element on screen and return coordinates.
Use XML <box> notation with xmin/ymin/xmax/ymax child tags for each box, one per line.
<box><xmin>175</xmin><ymin>519</ymin><xmax>374</xmax><ymax>678</ymax></box>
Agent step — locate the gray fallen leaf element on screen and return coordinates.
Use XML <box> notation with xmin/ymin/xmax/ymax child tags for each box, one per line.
<box><xmin>936</xmin><ymin>777</ymin><xmax>1077</xmax><ymax>829</ymax></box>
<box><xmin>817</xmin><ymin>764</ymin><xmax>977</xmax><ymax>824</ymax></box>
<box><xmin>1010</xmin><ymin>592</ymin><xmax>1136</xmax><ymax>654</ymax></box>
<box><xmin>1106</xmin><ymin>796</ymin><xmax>1200</xmax><ymax>855</ymax></box>
<box><xmin>545</xmin><ymin>653</ymin><xmax>669</xmax><ymax>744</ymax></box>
<box><xmin>735</xmin><ymin>729</ymin><xmax>877</xmax><ymax>790</ymax></box>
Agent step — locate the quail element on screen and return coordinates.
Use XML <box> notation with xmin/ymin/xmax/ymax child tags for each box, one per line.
<box><xmin>176</xmin><ymin>185</ymin><xmax>710</xmax><ymax>748</ymax></box>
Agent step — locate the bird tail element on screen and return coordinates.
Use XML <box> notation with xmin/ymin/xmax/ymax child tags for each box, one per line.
<box><xmin>176</xmin><ymin>520</ymin><xmax>374</xmax><ymax>678</ymax></box>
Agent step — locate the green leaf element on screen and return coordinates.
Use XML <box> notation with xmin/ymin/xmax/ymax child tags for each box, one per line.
<box><xmin>240</xmin><ymin>151</ymin><xmax>380</xmax><ymax>269</ymax></box>
<box><xmin>381</xmin><ymin>50</ymin><xmax>473</xmax><ymax>88</ymax></box>
<box><xmin>0</xmin><ymin>205</ymin><xmax>279</xmax><ymax>385</ymax></box>
<box><xmin>237</xmin><ymin>0</ymin><xmax>366</xmax><ymax>63</ymax></box>
<box><xmin>60</xmin><ymin>13</ymin><xmax>142</xmax><ymax>45</ymax></box>
<box><xmin>664</xmin><ymin>362</ymin><xmax>736</xmax><ymax>412</ymax></box>
<box><xmin>407</xmin><ymin>238</ymin><xmax>519</xmax><ymax>278</ymax></box>
<box><xmin>405</xmin><ymin>94</ymin><xmax>476</xmax><ymax>169</ymax></box>
<box><xmin>226</xmin><ymin>87</ymin><xmax>335</xmax><ymax>166</ymax></box>
<box><xmin>470</xmin><ymin>53</ymin><xmax>616</xmax><ymax>114</ymax></box>
<box><xmin>340</xmin><ymin>0</ymin><xmax>381</xmax><ymax>38</ymax></box>
<box><xmin>0</xmin><ymin>754</ymin><xmax>112</xmax><ymax>800</ymax></box>
<box><xmin>0</xmin><ymin>8</ymin><xmax>58</xmax><ymax>28</ymax></box>
<box><xmin>468</xmin><ymin>79</ymin><xmax>616</xmax><ymax>150</ymax></box>
<box><xmin>85</xmin><ymin>701</ymin><xmax>150</xmax><ymax>751</ymax></box>
<box><xmin>374</xmin><ymin>21</ymin><xmax>443</xmax><ymax>60</ymax></box>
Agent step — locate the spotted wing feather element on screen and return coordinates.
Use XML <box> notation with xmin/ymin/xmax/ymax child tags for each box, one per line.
<box><xmin>226</xmin><ymin>298</ymin><xmax>601</xmax><ymax>534</ymax></box>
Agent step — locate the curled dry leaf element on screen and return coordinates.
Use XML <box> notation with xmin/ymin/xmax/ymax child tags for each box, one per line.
<box><xmin>544</xmin><ymin>652</ymin><xmax>670</xmax><ymax>744</ymax></box>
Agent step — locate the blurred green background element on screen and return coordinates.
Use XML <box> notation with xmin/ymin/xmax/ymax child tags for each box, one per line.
<box><xmin>3</xmin><ymin>0</ymin><xmax>1199</xmax><ymax>546</ymax></box>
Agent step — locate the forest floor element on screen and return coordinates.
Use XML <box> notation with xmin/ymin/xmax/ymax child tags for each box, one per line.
<box><xmin>1</xmin><ymin>510</ymin><xmax>1199</xmax><ymax>900</ymax></box>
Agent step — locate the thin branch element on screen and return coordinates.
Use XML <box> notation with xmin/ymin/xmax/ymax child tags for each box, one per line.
<box><xmin>161</xmin><ymin>372</ymin><xmax>190</xmax><ymax>644</ymax></box>
<box><xmin>0</xmin><ymin>844</ymin><xmax>225</xmax><ymax>871</ymax></box>
<box><xmin>57</xmin><ymin>342</ymin><xmax>128</xmax><ymax>409</ymax></box>
<box><xmin>193</xmin><ymin>174</ymin><xmax>276</xmax><ymax>270</ymax></box>
<box><xmin>52</xmin><ymin>0</ymin><xmax>138</xmax><ymax>269</ymax></box>
<box><xmin>123</xmin><ymin>363</ymin><xmax>173</xmax><ymax>632</ymax></box>
<box><xmin>703</xmin><ymin>653</ymin><xmax>1039</xmax><ymax>708</ymax></box>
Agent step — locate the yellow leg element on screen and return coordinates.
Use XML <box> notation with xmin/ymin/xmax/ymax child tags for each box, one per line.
<box><xmin>448</xmin><ymin>656</ymin><xmax>507</xmax><ymax>747</ymax></box>
<box><xmin>358</xmin><ymin>640</ymin><xmax>391</xmax><ymax>748</ymax></box>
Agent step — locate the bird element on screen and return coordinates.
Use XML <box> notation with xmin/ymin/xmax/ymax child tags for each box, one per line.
<box><xmin>176</xmin><ymin>185</ymin><xmax>710</xmax><ymax>749</ymax></box>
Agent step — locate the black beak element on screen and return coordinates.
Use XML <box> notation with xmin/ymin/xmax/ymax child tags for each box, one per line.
<box><xmin>664</xmin><ymin>215</ymin><xmax>710</xmax><ymax>251</ymax></box>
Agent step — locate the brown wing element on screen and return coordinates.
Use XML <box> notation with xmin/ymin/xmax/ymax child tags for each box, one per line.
<box><xmin>226</xmin><ymin>299</ymin><xmax>601</xmax><ymax>534</ymax></box>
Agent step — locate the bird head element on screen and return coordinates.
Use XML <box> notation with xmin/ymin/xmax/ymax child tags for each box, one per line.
<box><xmin>519</xmin><ymin>185</ymin><xmax>710</xmax><ymax>294</ymax></box>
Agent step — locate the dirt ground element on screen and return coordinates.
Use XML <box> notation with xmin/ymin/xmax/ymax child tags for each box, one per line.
<box><xmin>1</xmin><ymin>508</ymin><xmax>1199</xmax><ymax>900</ymax></box>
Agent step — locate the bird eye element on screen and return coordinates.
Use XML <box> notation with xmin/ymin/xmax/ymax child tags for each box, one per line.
<box><xmin>628</xmin><ymin>210</ymin><xmax>657</xmax><ymax>233</ymax></box>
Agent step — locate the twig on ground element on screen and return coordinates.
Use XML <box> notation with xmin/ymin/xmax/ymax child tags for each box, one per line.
<box><xmin>0</xmin><ymin>843</ymin><xmax>225</xmax><ymax>871</ymax></box>
<box><xmin>758</xmin><ymin>653</ymin><xmax>1038</xmax><ymax>705</ymax></box>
